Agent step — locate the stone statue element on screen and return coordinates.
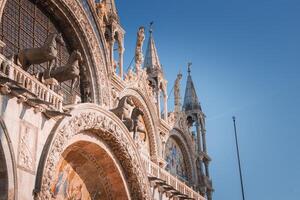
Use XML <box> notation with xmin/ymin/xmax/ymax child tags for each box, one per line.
<box><xmin>95</xmin><ymin>0</ymin><xmax>108</xmax><ymax>25</ymax></box>
<box><xmin>111</xmin><ymin>96</ymin><xmax>146</xmax><ymax>141</ymax></box>
<box><xmin>131</xmin><ymin>107</ymin><xmax>146</xmax><ymax>141</ymax></box>
<box><xmin>111</xmin><ymin>96</ymin><xmax>135</xmax><ymax>122</ymax></box>
<box><xmin>135</xmin><ymin>27</ymin><xmax>145</xmax><ymax>73</ymax></box>
<box><xmin>80</xmin><ymin>66</ymin><xmax>92</xmax><ymax>102</ymax></box>
<box><xmin>37</xmin><ymin>50</ymin><xmax>82</xmax><ymax>89</ymax></box>
<box><xmin>14</xmin><ymin>33</ymin><xmax>64</xmax><ymax>78</ymax></box>
<box><xmin>174</xmin><ymin>72</ymin><xmax>182</xmax><ymax>111</ymax></box>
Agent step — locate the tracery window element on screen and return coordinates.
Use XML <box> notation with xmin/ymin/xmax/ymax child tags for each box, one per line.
<box><xmin>165</xmin><ymin>137</ymin><xmax>188</xmax><ymax>181</ymax></box>
<box><xmin>0</xmin><ymin>0</ymin><xmax>80</xmax><ymax>103</ymax></box>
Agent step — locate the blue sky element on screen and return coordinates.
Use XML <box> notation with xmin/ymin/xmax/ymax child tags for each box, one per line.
<box><xmin>117</xmin><ymin>1</ymin><xmax>300</xmax><ymax>199</ymax></box>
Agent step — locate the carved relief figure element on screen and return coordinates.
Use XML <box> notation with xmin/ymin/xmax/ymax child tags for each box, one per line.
<box><xmin>135</xmin><ymin>27</ymin><xmax>145</xmax><ymax>73</ymax></box>
<box><xmin>18</xmin><ymin>127</ymin><xmax>34</xmax><ymax>170</ymax></box>
<box><xmin>95</xmin><ymin>0</ymin><xmax>108</xmax><ymax>25</ymax></box>
<box><xmin>14</xmin><ymin>33</ymin><xmax>65</xmax><ymax>78</ymax></box>
<box><xmin>18</xmin><ymin>122</ymin><xmax>37</xmax><ymax>172</ymax></box>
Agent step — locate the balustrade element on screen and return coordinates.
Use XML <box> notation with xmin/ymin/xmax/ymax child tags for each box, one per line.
<box><xmin>141</xmin><ymin>155</ymin><xmax>206</xmax><ymax>200</ymax></box>
<box><xmin>0</xmin><ymin>54</ymin><xmax>63</xmax><ymax>111</ymax></box>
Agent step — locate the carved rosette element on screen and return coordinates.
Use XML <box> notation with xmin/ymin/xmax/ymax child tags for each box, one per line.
<box><xmin>36</xmin><ymin>112</ymin><xmax>150</xmax><ymax>200</ymax></box>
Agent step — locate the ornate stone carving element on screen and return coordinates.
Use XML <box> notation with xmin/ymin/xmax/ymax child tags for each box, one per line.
<box><xmin>124</xmin><ymin>68</ymin><xmax>137</xmax><ymax>82</ymax></box>
<box><xmin>62</xmin><ymin>0</ymin><xmax>109</xmax><ymax>105</ymax></box>
<box><xmin>167</xmin><ymin>112</ymin><xmax>176</xmax><ymax>126</ymax></box>
<box><xmin>35</xmin><ymin>110</ymin><xmax>150</xmax><ymax>200</ymax></box>
<box><xmin>18</xmin><ymin>121</ymin><xmax>38</xmax><ymax>173</ymax></box>
<box><xmin>111</xmin><ymin>87</ymin><xmax>119</xmax><ymax>107</ymax></box>
<box><xmin>95</xmin><ymin>1</ymin><xmax>108</xmax><ymax>26</ymax></box>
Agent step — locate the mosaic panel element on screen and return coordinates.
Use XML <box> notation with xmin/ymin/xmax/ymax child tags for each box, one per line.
<box><xmin>165</xmin><ymin>137</ymin><xmax>188</xmax><ymax>181</ymax></box>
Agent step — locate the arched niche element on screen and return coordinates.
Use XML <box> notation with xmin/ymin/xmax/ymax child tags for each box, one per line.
<box><xmin>34</xmin><ymin>104</ymin><xmax>150</xmax><ymax>200</ymax></box>
<box><xmin>118</xmin><ymin>88</ymin><xmax>161</xmax><ymax>159</ymax></box>
<box><xmin>0</xmin><ymin>0</ymin><xmax>110</xmax><ymax>105</ymax></box>
<box><xmin>164</xmin><ymin>130</ymin><xmax>197</xmax><ymax>186</ymax></box>
<box><xmin>51</xmin><ymin>134</ymin><xmax>130</xmax><ymax>200</ymax></box>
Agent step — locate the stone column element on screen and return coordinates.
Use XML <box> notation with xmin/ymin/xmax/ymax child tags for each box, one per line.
<box><xmin>110</xmin><ymin>38</ymin><xmax>115</xmax><ymax>71</ymax></box>
<box><xmin>118</xmin><ymin>46</ymin><xmax>124</xmax><ymax>79</ymax></box>
<box><xmin>202</xmin><ymin>129</ymin><xmax>207</xmax><ymax>153</ymax></box>
<box><xmin>195</xmin><ymin>120</ymin><xmax>202</xmax><ymax>153</ymax></box>
<box><xmin>163</xmin><ymin>93</ymin><xmax>167</xmax><ymax>120</ymax></box>
<box><xmin>157</xmin><ymin>89</ymin><xmax>161</xmax><ymax>118</ymax></box>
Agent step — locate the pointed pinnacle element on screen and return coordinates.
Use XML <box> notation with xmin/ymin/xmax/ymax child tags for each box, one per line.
<box><xmin>188</xmin><ymin>62</ymin><xmax>192</xmax><ymax>74</ymax></box>
<box><xmin>149</xmin><ymin>21</ymin><xmax>154</xmax><ymax>34</ymax></box>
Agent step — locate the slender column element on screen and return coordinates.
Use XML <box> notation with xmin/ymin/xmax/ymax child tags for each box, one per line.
<box><xmin>195</xmin><ymin>120</ymin><xmax>202</xmax><ymax>153</ymax></box>
<box><xmin>202</xmin><ymin>129</ymin><xmax>207</xmax><ymax>153</ymax></box>
<box><xmin>118</xmin><ymin>47</ymin><xmax>124</xmax><ymax>78</ymax></box>
<box><xmin>207</xmin><ymin>191</ymin><xmax>212</xmax><ymax>200</ymax></box>
<box><xmin>157</xmin><ymin>89</ymin><xmax>161</xmax><ymax>118</ymax></box>
<box><xmin>204</xmin><ymin>161</ymin><xmax>210</xmax><ymax>177</ymax></box>
<box><xmin>110</xmin><ymin>38</ymin><xmax>115</xmax><ymax>71</ymax></box>
<box><xmin>163</xmin><ymin>94</ymin><xmax>167</xmax><ymax>120</ymax></box>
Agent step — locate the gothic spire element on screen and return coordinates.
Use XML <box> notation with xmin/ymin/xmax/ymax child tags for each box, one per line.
<box><xmin>144</xmin><ymin>22</ymin><xmax>161</xmax><ymax>70</ymax></box>
<box><xmin>183</xmin><ymin>63</ymin><xmax>202</xmax><ymax>112</ymax></box>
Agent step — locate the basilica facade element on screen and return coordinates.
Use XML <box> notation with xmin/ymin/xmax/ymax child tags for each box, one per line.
<box><xmin>0</xmin><ymin>0</ymin><xmax>213</xmax><ymax>200</ymax></box>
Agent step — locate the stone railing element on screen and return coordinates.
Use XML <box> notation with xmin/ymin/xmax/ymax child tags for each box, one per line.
<box><xmin>0</xmin><ymin>54</ymin><xmax>63</xmax><ymax>111</ymax></box>
<box><xmin>141</xmin><ymin>155</ymin><xmax>206</xmax><ymax>200</ymax></box>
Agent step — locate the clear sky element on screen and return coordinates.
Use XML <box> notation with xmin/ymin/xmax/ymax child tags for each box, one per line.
<box><xmin>116</xmin><ymin>1</ymin><xmax>300</xmax><ymax>199</ymax></box>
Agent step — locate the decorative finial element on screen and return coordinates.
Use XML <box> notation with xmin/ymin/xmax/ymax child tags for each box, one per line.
<box><xmin>149</xmin><ymin>21</ymin><xmax>154</xmax><ymax>34</ymax></box>
<box><xmin>188</xmin><ymin>62</ymin><xmax>192</xmax><ymax>74</ymax></box>
<box><xmin>178</xmin><ymin>69</ymin><xmax>182</xmax><ymax>77</ymax></box>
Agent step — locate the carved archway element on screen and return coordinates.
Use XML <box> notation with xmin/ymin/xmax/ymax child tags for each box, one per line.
<box><xmin>0</xmin><ymin>0</ymin><xmax>111</xmax><ymax>105</ymax></box>
<box><xmin>0</xmin><ymin>118</ymin><xmax>18</xmax><ymax>200</ymax></box>
<box><xmin>165</xmin><ymin>129</ymin><xmax>197</xmax><ymax>186</ymax></box>
<box><xmin>119</xmin><ymin>88</ymin><xmax>160</xmax><ymax>159</ymax></box>
<box><xmin>51</xmin><ymin>134</ymin><xmax>130</xmax><ymax>200</ymax></box>
<box><xmin>34</xmin><ymin>104</ymin><xmax>150</xmax><ymax>200</ymax></box>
